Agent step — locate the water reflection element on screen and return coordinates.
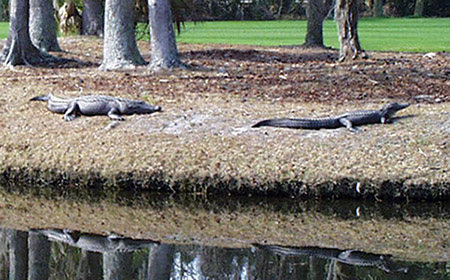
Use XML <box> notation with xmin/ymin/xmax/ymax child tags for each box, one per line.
<box><xmin>0</xmin><ymin>227</ymin><xmax>448</xmax><ymax>280</ymax></box>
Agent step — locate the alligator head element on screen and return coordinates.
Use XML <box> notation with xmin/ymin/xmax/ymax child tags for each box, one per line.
<box><xmin>118</xmin><ymin>99</ymin><xmax>162</xmax><ymax>115</ymax></box>
<box><xmin>380</xmin><ymin>102</ymin><xmax>410</xmax><ymax>123</ymax></box>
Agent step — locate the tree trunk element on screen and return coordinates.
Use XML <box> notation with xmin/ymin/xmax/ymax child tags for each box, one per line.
<box><xmin>304</xmin><ymin>0</ymin><xmax>332</xmax><ymax>47</ymax></box>
<box><xmin>147</xmin><ymin>244</ymin><xmax>175</xmax><ymax>280</ymax></box>
<box><xmin>77</xmin><ymin>251</ymin><xmax>103</xmax><ymax>280</ymax></box>
<box><xmin>1</xmin><ymin>0</ymin><xmax>54</xmax><ymax>65</ymax></box>
<box><xmin>335</xmin><ymin>0</ymin><xmax>366</xmax><ymax>61</ymax></box>
<box><xmin>148</xmin><ymin>0</ymin><xmax>185</xmax><ymax>70</ymax></box>
<box><xmin>28</xmin><ymin>231</ymin><xmax>51</xmax><ymax>280</ymax></box>
<box><xmin>103</xmin><ymin>252</ymin><xmax>133</xmax><ymax>280</ymax></box>
<box><xmin>373</xmin><ymin>0</ymin><xmax>384</xmax><ymax>17</ymax></box>
<box><xmin>8</xmin><ymin>229</ymin><xmax>28</xmax><ymax>280</ymax></box>
<box><xmin>29</xmin><ymin>0</ymin><xmax>62</xmax><ymax>52</ymax></box>
<box><xmin>0</xmin><ymin>2</ymin><xmax>4</xmax><ymax>21</ymax></box>
<box><xmin>82</xmin><ymin>0</ymin><xmax>104</xmax><ymax>36</ymax></box>
<box><xmin>101</xmin><ymin>0</ymin><xmax>145</xmax><ymax>70</ymax></box>
<box><xmin>413</xmin><ymin>0</ymin><xmax>426</xmax><ymax>16</ymax></box>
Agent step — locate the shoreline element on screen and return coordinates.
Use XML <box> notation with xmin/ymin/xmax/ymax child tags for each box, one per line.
<box><xmin>1</xmin><ymin>101</ymin><xmax>448</xmax><ymax>202</ymax></box>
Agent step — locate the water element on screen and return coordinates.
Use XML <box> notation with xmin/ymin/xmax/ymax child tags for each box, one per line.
<box><xmin>0</xmin><ymin>189</ymin><xmax>448</xmax><ymax>279</ymax></box>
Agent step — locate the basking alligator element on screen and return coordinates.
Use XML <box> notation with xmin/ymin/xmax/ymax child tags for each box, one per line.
<box><xmin>30</xmin><ymin>94</ymin><xmax>162</xmax><ymax>121</ymax></box>
<box><xmin>252</xmin><ymin>102</ymin><xmax>410</xmax><ymax>132</ymax></box>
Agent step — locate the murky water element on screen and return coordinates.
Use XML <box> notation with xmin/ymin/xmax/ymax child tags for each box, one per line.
<box><xmin>0</xmin><ymin>188</ymin><xmax>448</xmax><ymax>279</ymax></box>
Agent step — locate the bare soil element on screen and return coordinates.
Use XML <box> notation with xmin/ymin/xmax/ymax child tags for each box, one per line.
<box><xmin>0</xmin><ymin>37</ymin><xmax>449</xmax><ymax>200</ymax></box>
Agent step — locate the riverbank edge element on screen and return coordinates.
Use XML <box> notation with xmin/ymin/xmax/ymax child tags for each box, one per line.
<box><xmin>1</xmin><ymin>165</ymin><xmax>448</xmax><ymax>201</ymax></box>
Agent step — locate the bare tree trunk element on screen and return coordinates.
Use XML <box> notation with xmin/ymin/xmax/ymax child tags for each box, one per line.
<box><xmin>413</xmin><ymin>0</ymin><xmax>426</xmax><ymax>16</ymax></box>
<box><xmin>77</xmin><ymin>251</ymin><xmax>103</xmax><ymax>280</ymax></box>
<box><xmin>148</xmin><ymin>0</ymin><xmax>185</xmax><ymax>70</ymax></box>
<box><xmin>28</xmin><ymin>231</ymin><xmax>51</xmax><ymax>280</ymax></box>
<box><xmin>335</xmin><ymin>0</ymin><xmax>366</xmax><ymax>61</ymax></box>
<box><xmin>147</xmin><ymin>244</ymin><xmax>175</xmax><ymax>280</ymax></box>
<box><xmin>0</xmin><ymin>230</ymin><xmax>9</xmax><ymax>279</ymax></box>
<box><xmin>82</xmin><ymin>0</ymin><xmax>104</xmax><ymax>36</ymax></box>
<box><xmin>101</xmin><ymin>0</ymin><xmax>145</xmax><ymax>70</ymax></box>
<box><xmin>103</xmin><ymin>252</ymin><xmax>133</xmax><ymax>280</ymax></box>
<box><xmin>304</xmin><ymin>0</ymin><xmax>332</xmax><ymax>47</ymax></box>
<box><xmin>1</xmin><ymin>0</ymin><xmax>54</xmax><ymax>66</ymax></box>
<box><xmin>8</xmin><ymin>229</ymin><xmax>28</xmax><ymax>280</ymax></box>
<box><xmin>29</xmin><ymin>0</ymin><xmax>62</xmax><ymax>52</ymax></box>
<box><xmin>373</xmin><ymin>0</ymin><xmax>384</xmax><ymax>17</ymax></box>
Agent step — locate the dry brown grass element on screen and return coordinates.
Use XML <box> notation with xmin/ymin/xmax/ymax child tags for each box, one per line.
<box><xmin>0</xmin><ymin>37</ymin><xmax>448</xmax><ymax>200</ymax></box>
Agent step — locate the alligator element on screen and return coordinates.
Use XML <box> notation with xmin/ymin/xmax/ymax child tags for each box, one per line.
<box><xmin>253</xmin><ymin>244</ymin><xmax>408</xmax><ymax>273</ymax></box>
<box><xmin>30</xmin><ymin>94</ymin><xmax>162</xmax><ymax>121</ymax></box>
<box><xmin>35</xmin><ymin>229</ymin><xmax>159</xmax><ymax>253</ymax></box>
<box><xmin>252</xmin><ymin>102</ymin><xmax>410</xmax><ymax>132</ymax></box>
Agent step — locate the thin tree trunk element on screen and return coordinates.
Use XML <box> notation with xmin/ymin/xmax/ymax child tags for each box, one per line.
<box><xmin>101</xmin><ymin>0</ymin><xmax>145</xmax><ymax>70</ymax></box>
<box><xmin>1</xmin><ymin>0</ymin><xmax>51</xmax><ymax>65</ymax></box>
<box><xmin>148</xmin><ymin>0</ymin><xmax>185</xmax><ymax>70</ymax></box>
<box><xmin>29</xmin><ymin>0</ymin><xmax>62</xmax><ymax>52</ymax></box>
<box><xmin>28</xmin><ymin>231</ymin><xmax>51</xmax><ymax>280</ymax></box>
<box><xmin>103</xmin><ymin>252</ymin><xmax>133</xmax><ymax>280</ymax></box>
<box><xmin>82</xmin><ymin>0</ymin><xmax>104</xmax><ymax>36</ymax></box>
<box><xmin>413</xmin><ymin>0</ymin><xmax>426</xmax><ymax>16</ymax></box>
<box><xmin>373</xmin><ymin>0</ymin><xmax>383</xmax><ymax>17</ymax></box>
<box><xmin>335</xmin><ymin>0</ymin><xmax>366</xmax><ymax>61</ymax></box>
<box><xmin>77</xmin><ymin>251</ymin><xmax>103</xmax><ymax>280</ymax></box>
<box><xmin>8</xmin><ymin>229</ymin><xmax>28</xmax><ymax>280</ymax></box>
<box><xmin>147</xmin><ymin>244</ymin><xmax>175</xmax><ymax>280</ymax></box>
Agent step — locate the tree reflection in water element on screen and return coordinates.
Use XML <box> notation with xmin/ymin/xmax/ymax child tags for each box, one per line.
<box><xmin>0</xmin><ymin>227</ymin><xmax>447</xmax><ymax>280</ymax></box>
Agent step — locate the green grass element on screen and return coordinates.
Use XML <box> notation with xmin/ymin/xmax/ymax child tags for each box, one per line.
<box><xmin>174</xmin><ymin>18</ymin><xmax>450</xmax><ymax>52</ymax></box>
<box><xmin>0</xmin><ymin>22</ymin><xmax>8</xmax><ymax>39</ymax></box>
<box><xmin>1</xmin><ymin>18</ymin><xmax>449</xmax><ymax>52</ymax></box>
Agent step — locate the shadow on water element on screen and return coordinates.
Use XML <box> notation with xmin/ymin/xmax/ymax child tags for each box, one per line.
<box><xmin>0</xmin><ymin>227</ymin><xmax>448</xmax><ymax>280</ymax></box>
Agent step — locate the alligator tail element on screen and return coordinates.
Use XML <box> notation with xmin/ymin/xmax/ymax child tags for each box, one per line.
<box><xmin>252</xmin><ymin>118</ymin><xmax>307</xmax><ymax>128</ymax></box>
<box><xmin>30</xmin><ymin>94</ymin><xmax>50</xmax><ymax>102</ymax></box>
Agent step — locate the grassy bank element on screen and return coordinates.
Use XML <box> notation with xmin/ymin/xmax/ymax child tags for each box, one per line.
<box><xmin>0</xmin><ymin>38</ymin><xmax>448</xmax><ymax>201</ymax></box>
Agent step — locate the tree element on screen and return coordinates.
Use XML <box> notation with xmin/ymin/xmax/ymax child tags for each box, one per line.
<box><xmin>29</xmin><ymin>0</ymin><xmax>62</xmax><ymax>52</ymax></box>
<box><xmin>77</xmin><ymin>251</ymin><xmax>103</xmax><ymax>280</ymax></box>
<box><xmin>147</xmin><ymin>244</ymin><xmax>175</xmax><ymax>280</ymax></box>
<box><xmin>103</xmin><ymin>252</ymin><xmax>133</xmax><ymax>280</ymax></box>
<box><xmin>82</xmin><ymin>0</ymin><xmax>104</xmax><ymax>36</ymax></box>
<box><xmin>8</xmin><ymin>229</ymin><xmax>28</xmax><ymax>280</ymax></box>
<box><xmin>148</xmin><ymin>0</ymin><xmax>185</xmax><ymax>70</ymax></box>
<box><xmin>303</xmin><ymin>0</ymin><xmax>332</xmax><ymax>47</ymax></box>
<box><xmin>1</xmin><ymin>0</ymin><xmax>56</xmax><ymax>65</ymax></box>
<box><xmin>335</xmin><ymin>0</ymin><xmax>366</xmax><ymax>61</ymax></box>
<box><xmin>101</xmin><ymin>0</ymin><xmax>145</xmax><ymax>69</ymax></box>
<box><xmin>373</xmin><ymin>0</ymin><xmax>384</xmax><ymax>16</ymax></box>
<box><xmin>28</xmin><ymin>231</ymin><xmax>51</xmax><ymax>280</ymax></box>
<box><xmin>413</xmin><ymin>0</ymin><xmax>426</xmax><ymax>16</ymax></box>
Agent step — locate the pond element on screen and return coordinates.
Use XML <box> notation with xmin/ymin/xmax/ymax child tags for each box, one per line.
<box><xmin>0</xmin><ymin>188</ymin><xmax>448</xmax><ymax>279</ymax></box>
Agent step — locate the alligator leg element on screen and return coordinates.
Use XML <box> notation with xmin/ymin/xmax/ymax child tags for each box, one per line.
<box><xmin>64</xmin><ymin>102</ymin><xmax>80</xmax><ymax>121</ymax></box>
<box><xmin>107</xmin><ymin>108</ymin><xmax>125</xmax><ymax>121</ymax></box>
<box><xmin>339</xmin><ymin>118</ymin><xmax>361</xmax><ymax>133</ymax></box>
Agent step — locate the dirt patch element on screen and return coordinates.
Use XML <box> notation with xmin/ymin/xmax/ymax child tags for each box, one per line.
<box><xmin>0</xmin><ymin>37</ymin><xmax>448</xmax><ymax>200</ymax></box>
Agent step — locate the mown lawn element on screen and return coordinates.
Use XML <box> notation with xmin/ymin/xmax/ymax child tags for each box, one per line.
<box><xmin>174</xmin><ymin>18</ymin><xmax>450</xmax><ymax>52</ymax></box>
<box><xmin>0</xmin><ymin>18</ymin><xmax>449</xmax><ymax>52</ymax></box>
